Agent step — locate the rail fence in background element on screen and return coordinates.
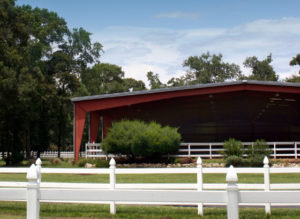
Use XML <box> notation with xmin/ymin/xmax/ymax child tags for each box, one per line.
<box><xmin>0</xmin><ymin>141</ymin><xmax>299</xmax><ymax>159</ymax></box>
<box><xmin>85</xmin><ymin>141</ymin><xmax>300</xmax><ymax>159</ymax></box>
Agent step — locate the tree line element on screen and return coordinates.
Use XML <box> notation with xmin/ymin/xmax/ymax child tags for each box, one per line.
<box><xmin>1</xmin><ymin>0</ymin><xmax>300</xmax><ymax>164</ymax></box>
<box><xmin>147</xmin><ymin>52</ymin><xmax>300</xmax><ymax>89</ymax></box>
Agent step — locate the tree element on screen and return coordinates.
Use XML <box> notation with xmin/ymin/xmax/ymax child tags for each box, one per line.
<box><xmin>81</xmin><ymin>63</ymin><xmax>124</xmax><ymax>95</ymax></box>
<box><xmin>290</xmin><ymin>54</ymin><xmax>300</xmax><ymax>70</ymax></box>
<box><xmin>123</xmin><ymin>78</ymin><xmax>146</xmax><ymax>91</ymax></box>
<box><xmin>0</xmin><ymin>0</ymin><xmax>103</xmax><ymax>162</ymax></box>
<box><xmin>47</xmin><ymin>28</ymin><xmax>102</xmax><ymax>157</ymax></box>
<box><xmin>181</xmin><ymin>52</ymin><xmax>241</xmax><ymax>84</ymax></box>
<box><xmin>146</xmin><ymin>71</ymin><xmax>166</xmax><ymax>89</ymax></box>
<box><xmin>242</xmin><ymin>54</ymin><xmax>278</xmax><ymax>81</ymax></box>
<box><xmin>82</xmin><ymin>63</ymin><xmax>146</xmax><ymax>95</ymax></box>
<box><xmin>286</xmin><ymin>54</ymin><xmax>300</xmax><ymax>83</ymax></box>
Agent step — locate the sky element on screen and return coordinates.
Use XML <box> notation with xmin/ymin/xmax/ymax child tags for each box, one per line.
<box><xmin>17</xmin><ymin>0</ymin><xmax>300</xmax><ymax>85</ymax></box>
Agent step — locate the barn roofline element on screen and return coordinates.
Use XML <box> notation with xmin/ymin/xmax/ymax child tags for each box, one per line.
<box><xmin>70</xmin><ymin>80</ymin><xmax>300</xmax><ymax>103</ymax></box>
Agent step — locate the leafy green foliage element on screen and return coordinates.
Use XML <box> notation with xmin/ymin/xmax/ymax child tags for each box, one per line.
<box><xmin>147</xmin><ymin>71</ymin><xmax>166</xmax><ymax>89</ymax></box>
<box><xmin>286</xmin><ymin>54</ymin><xmax>300</xmax><ymax>82</ymax></box>
<box><xmin>241</xmin><ymin>54</ymin><xmax>278</xmax><ymax>81</ymax></box>
<box><xmin>225</xmin><ymin>155</ymin><xmax>244</xmax><ymax>167</ymax></box>
<box><xmin>245</xmin><ymin>139</ymin><xmax>271</xmax><ymax>167</ymax></box>
<box><xmin>0</xmin><ymin>0</ymin><xmax>103</xmax><ymax>163</ymax></box>
<box><xmin>181</xmin><ymin>52</ymin><xmax>241</xmax><ymax>84</ymax></box>
<box><xmin>247</xmin><ymin>139</ymin><xmax>271</xmax><ymax>159</ymax></box>
<box><xmin>224</xmin><ymin>139</ymin><xmax>271</xmax><ymax>167</ymax></box>
<box><xmin>81</xmin><ymin>63</ymin><xmax>146</xmax><ymax>95</ymax></box>
<box><xmin>222</xmin><ymin>138</ymin><xmax>244</xmax><ymax>158</ymax></box>
<box><xmin>102</xmin><ymin>120</ymin><xmax>181</xmax><ymax>160</ymax></box>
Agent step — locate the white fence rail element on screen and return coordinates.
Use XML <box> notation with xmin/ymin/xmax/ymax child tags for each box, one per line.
<box><xmin>177</xmin><ymin>141</ymin><xmax>300</xmax><ymax>158</ymax></box>
<box><xmin>84</xmin><ymin>141</ymin><xmax>300</xmax><ymax>159</ymax></box>
<box><xmin>0</xmin><ymin>151</ymin><xmax>85</xmax><ymax>159</ymax></box>
<box><xmin>0</xmin><ymin>157</ymin><xmax>300</xmax><ymax>218</ymax></box>
<box><xmin>1</xmin><ymin>141</ymin><xmax>298</xmax><ymax>159</ymax></box>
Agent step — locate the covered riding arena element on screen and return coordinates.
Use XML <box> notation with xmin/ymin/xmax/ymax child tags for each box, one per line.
<box><xmin>71</xmin><ymin>81</ymin><xmax>300</xmax><ymax>161</ymax></box>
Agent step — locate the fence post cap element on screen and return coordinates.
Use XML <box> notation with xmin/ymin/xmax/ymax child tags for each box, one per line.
<box><xmin>109</xmin><ymin>158</ymin><xmax>116</xmax><ymax>166</ymax></box>
<box><xmin>226</xmin><ymin>165</ymin><xmax>238</xmax><ymax>182</ymax></box>
<box><xmin>26</xmin><ymin>164</ymin><xmax>38</xmax><ymax>180</ymax></box>
<box><xmin>35</xmin><ymin>158</ymin><xmax>42</xmax><ymax>165</ymax></box>
<box><xmin>197</xmin><ymin>156</ymin><xmax>202</xmax><ymax>165</ymax></box>
<box><xmin>263</xmin><ymin>156</ymin><xmax>269</xmax><ymax>165</ymax></box>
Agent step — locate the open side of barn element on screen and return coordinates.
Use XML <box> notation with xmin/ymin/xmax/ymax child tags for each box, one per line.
<box><xmin>71</xmin><ymin>80</ymin><xmax>300</xmax><ymax>161</ymax></box>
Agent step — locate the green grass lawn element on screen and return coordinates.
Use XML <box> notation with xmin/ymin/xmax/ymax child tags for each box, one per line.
<box><xmin>0</xmin><ymin>172</ymin><xmax>300</xmax><ymax>184</ymax></box>
<box><xmin>0</xmin><ymin>201</ymin><xmax>300</xmax><ymax>218</ymax></box>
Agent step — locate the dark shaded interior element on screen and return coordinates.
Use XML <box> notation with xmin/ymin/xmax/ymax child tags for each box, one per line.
<box><xmin>101</xmin><ymin>90</ymin><xmax>300</xmax><ymax>142</ymax></box>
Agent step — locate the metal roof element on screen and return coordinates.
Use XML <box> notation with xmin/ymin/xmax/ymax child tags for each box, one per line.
<box><xmin>70</xmin><ymin>80</ymin><xmax>300</xmax><ymax>102</ymax></box>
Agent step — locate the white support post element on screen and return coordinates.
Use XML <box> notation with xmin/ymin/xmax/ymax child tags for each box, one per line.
<box><xmin>295</xmin><ymin>142</ymin><xmax>297</xmax><ymax>159</ymax></box>
<box><xmin>188</xmin><ymin>144</ymin><xmax>191</xmax><ymax>157</ymax></box>
<box><xmin>273</xmin><ymin>143</ymin><xmax>276</xmax><ymax>159</ymax></box>
<box><xmin>35</xmin><ymin>158</ymin><xmax>42</xmax><ymax>216</ymax></box>
<box><xmin>35</xmin><ymin>158</ymin><xmax>42</xmax><ymax>184</ymax></box>
<box><xmin>27</xmin><ymin>164</ymin><xmax>39</xmax><ymax>219</ymax></box>
<box><xmin>209</xmin><ymin>144</ymin><xmax>212</xmax><ymax>159</ymax></box>
<box><xmin>226</xmin><ymin>165</ymin><xmax>239</xmax><ymax>219</ymax></box>
<box><xmin>264</xmin><ymin>156</ymin><xmax>271</xmax><ymax>214</ymax></box>
<box><xmin>197</xmin><ymin>157</ymin><xmax>203</xmax><ymax>216</ymax></box>
<box><xmin>109</xmin><ymin>158</ymin><xmax>116</xmax><ymax>214</ymax></box>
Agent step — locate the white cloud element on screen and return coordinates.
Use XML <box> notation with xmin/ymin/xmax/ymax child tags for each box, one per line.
<box><xmin>92</xmin><ymin>17</ymin><xmax>300</xmax><ymax>85</ymax></box>
<box><xmin>155</xmin><ymin>11</ymin><xmax>200</xmax><ymax>19</ymax></box>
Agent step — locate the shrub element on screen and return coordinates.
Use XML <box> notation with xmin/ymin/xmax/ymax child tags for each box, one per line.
<box><xmin>176</xmin><ymin>157</ymin><xmax>194</xmax><ymax>164</ymax></box>
<box><xmin>222</xmin><ymin>138</ymin><xmax>244</xmax><ymax>158</ymax></box>
<box><xmin>247</xmin><ymin>139</ymin><xmax>271</xmax><ymax>159</ymax></box>
<box><xmin>225</xmin><ymin>155</ymin><xmax>245</xmax><ymax>167</ymax></box>
<box><xmin>95</xmin><ymin>159</ymin><xmax>109</xmax><ymax>168</ymax></box>
<box><xmin>246</xmin><ymin>139</ymin><xmax>271</xmax><ymax>167</ymax></box>
<box><xmin>102</xmin><ymin>120</ymin><xmax>181</xmax><ymax>160</ymax></box>
<box><xmin>51</xmin><ymin>158</ymin><xmax>62</xmax><ymax>165</ymax></box>
<box><xmin>76</xmin><ymin>158</ymin><xmax>95</xmax><ymax>167</ymax></box>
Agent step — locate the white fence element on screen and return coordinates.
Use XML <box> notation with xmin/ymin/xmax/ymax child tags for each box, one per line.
<box><xmin>0</xmin><ymin>157</ymin><xmax>300</xmax><ymax>218</ymax></box>
<box><xmin>0</xmin><ymin>151</ymin><xmax>86</xmax><ymax>159</ymax></box>
<box><xmin>84</xmin><ymin>141</ymin><xmax>300</xmax><ymax>159</ymax></box>
<box><xmin>177</xmin><ymin>141</ymin><xmax>300</xmax><ymax>158</ymax></box>
<box><xmin>1</xmin><ymin>141</ymin><xmax>298</xmax><ymax>159</ymax></box>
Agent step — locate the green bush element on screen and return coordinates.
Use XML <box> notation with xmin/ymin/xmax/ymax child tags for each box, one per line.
<box><xmin>245</xmin><ymin>139</ymin><xmax>271</xmax><ymax>167</ymax></box>
<box><xmin>76</xmin><ymin>158</ymin><xmax>95</xmax><ymax>167</ymax></box>
<box><xmin>102</xmin><ymin>120</ymin><xmax>181</xmax><ymax>160</ymax></box>
<box><xmin>222</xmin><ymin>138</ymin><xmax>244</xmax><ymax>158</ymax></box>
<box><xmin>247</xmin><ymin>139</ymin><xmax>271</xmax><ymax>159</ymax></box>
<box><xmin>95</xmin><ymin>159</ymin><xmax>109</xmax><ymax>168</ymax></box>
<box><xmin>225</xmin><ymin>139</ymin><xmax>271</xmax><ymax>167</ymax></box>
<box><xmin>225</xmin><ymin>155</ymin><xmax>245</xmax><ymax>167</ymax></box>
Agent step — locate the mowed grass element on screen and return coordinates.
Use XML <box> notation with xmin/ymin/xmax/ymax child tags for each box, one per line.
<box><xmin>0</xmin><ymin>172</ymin><xmax>300</xmax><ymax>183</ymax></box>
<box><xmin>1</xmin><ymin>201</ymin><xmax>300</xmax><ymax>218</ymax></box>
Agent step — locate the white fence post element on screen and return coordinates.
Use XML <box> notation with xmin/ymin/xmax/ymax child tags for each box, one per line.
<box><xmin>209</xmin><ymin>144</ymin><xmax>212</xmax><ymax>159</ymax></box>
<box><xmin>273</xmin><ymin>143</ymin><xmax>276</xmax><ymax>158</ymax></box>
<box><xmin>188</xmin><ymin>144</ymin><xmax>191</xmax><ymax>157</ymax></box>
<box><xmin>264</xmin><ymin>156</ymin><xmax>271</xmax><ymax>214</ymax></box>
<box><xmin>36</xmin><ymin>158</ymin><xmax>42</xmax><ymax>184</ymax></box>
<box><xmin>26</xmin><ymin>164</ymin><xmax>39</xmax><ymax>219</ymax></box>
<box><xmin>226</xmin><ymin>165</ymin><xmax>239</xmax><ymax>219</ymax></box>
<box><xmin>109</xmin><ymin>158</ymin><xmax>116</xmax><ymax>214</ymax></box>
<box><xmin>35</xmin><ymin>158</ymin><xmax>42</xmax><ymax>215</ymax></box>
<box><xmin>295</xmin><ymin>142</ymin><xmax>298</xmax><ymax>159</ymax></box>
<box><xmin>197</xmin><ymin>157</ymin><xmax>203</xmax><ymax>216</ymax></box>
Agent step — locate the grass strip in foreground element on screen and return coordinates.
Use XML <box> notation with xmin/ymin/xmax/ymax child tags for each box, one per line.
<box><xmin>1</xmin><ymin>201</ymin><xmax>300</xmax><ymax>218</ymax></box>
